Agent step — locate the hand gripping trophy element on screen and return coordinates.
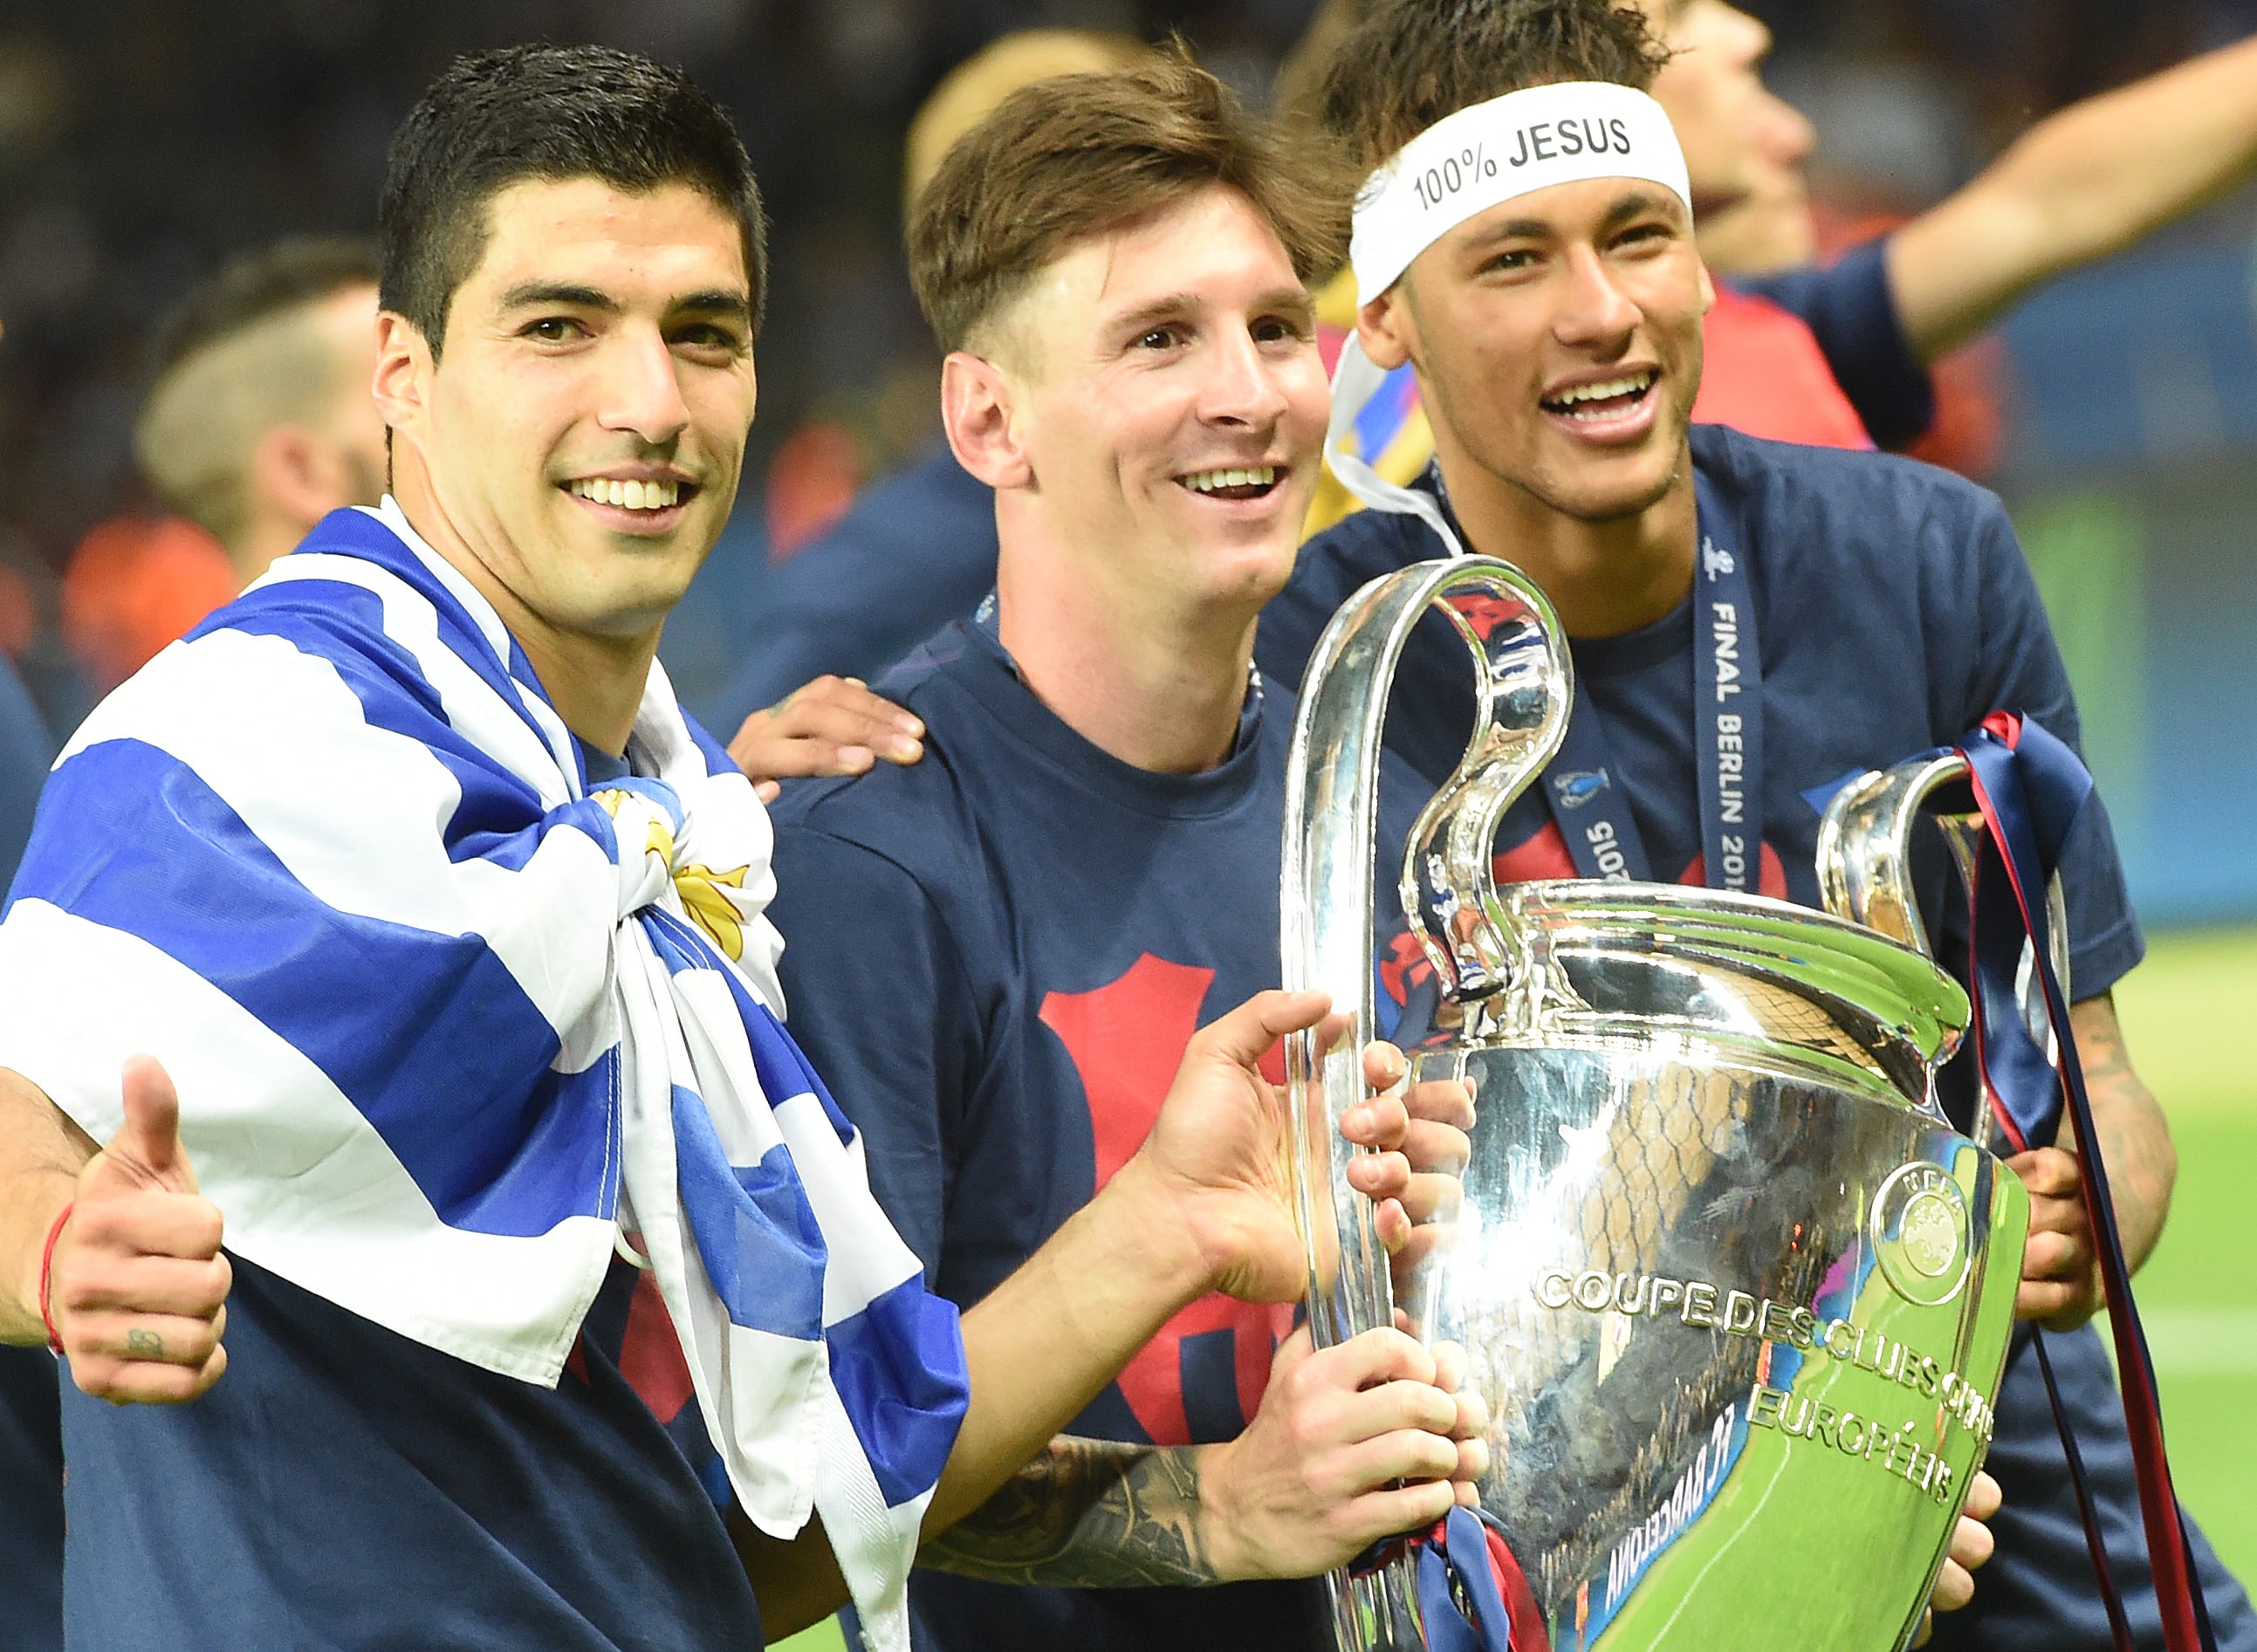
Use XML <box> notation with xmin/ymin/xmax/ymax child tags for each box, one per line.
<box><xmin>1281</xmin><ymin>554</ymin><xmax>2028</xmax><ymax>1652</ymax></box>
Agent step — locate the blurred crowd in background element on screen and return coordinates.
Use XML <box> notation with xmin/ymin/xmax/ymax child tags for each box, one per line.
<box><xmin>3</xmin><ymin>0</ymin><xmax>2256</xmax><ymax>917</ymax></box>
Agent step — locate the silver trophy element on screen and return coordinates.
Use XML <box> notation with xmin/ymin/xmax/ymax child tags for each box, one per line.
<box><xmin>1282</xmin><ymin>556</ymin><xmax>2029</xmax><ymax>1652</ymax></box>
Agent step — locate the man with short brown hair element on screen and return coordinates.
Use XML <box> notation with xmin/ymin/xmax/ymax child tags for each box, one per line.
<box><xmin>766</xmin><ymin>51</ymin><xmax>1498</xmax><ymax>1652</ymax></box>
<box><xmin>904</xmin><ymin>55</ymin><xmax>1341</xmax><ymax>359</ymax></box>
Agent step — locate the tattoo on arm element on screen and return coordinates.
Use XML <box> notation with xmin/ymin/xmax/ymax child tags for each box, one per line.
<box><xmin>2069</xmin><ymin>993</ymin><xmax>2177</xmax><ymax>1271</ymax></box>
<box><xmin>919</xmin><ymin>1436</ymin><xmax>1218</xmax><ymax>1588</ymax></box>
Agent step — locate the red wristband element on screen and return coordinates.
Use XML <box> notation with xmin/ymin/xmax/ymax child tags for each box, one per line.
<box><xmin>37</xmin><ymin>1202</ymin><xmax>72</xmax><ymax>1355</ymax></box>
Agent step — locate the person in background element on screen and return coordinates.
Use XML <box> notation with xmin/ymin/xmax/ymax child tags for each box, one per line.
<box><xmin>51</xmin><ymin>237</ymin><xmax>387</xmax><ymax>700</ymax></box>
<box><xmin>708</xmin><ymin>10</ymin><xmax>2257</xmax><ymax>737</ymax></box>
<box><xmin>57</xmin><ymin>517</ymin><xmax>239</xmax><ymax>695</ymax></box>
<box><xmin>136</xmin><ymin>236</ymin><xmax>389</xmax><ymax>591</ymax></box>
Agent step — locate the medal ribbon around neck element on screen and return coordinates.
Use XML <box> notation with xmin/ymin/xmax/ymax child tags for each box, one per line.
<box><xmin>1421</xmin><ymin>467</ymin><xmax>1762</xmax><ymax>893</ymax></box>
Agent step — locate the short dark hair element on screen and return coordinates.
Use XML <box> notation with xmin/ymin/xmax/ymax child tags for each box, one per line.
<box><xmin>150</xmin><ymin>236</ymin><xmax>379</xmax><ymax>381</ymax></box>
<box><xmin>909</xmin><ymin>50</ymin><xmax>1344</xmax><ymax>357</ymax></box>
<box><xmin>1316</xmin><ymin>0</ymin><xmax>1669</xmax><ymax>172</ymax></box>
<box><xmin>378</xmin><ymin>43</ymin><xmax>767</xmax><ymax>355</ymax></box>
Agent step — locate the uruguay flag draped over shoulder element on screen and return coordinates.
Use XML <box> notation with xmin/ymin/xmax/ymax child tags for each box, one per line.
<box><xmin>0</xmin><ymin>499</ymin><xmax>966</xmax><ymax>1651</ymax></box>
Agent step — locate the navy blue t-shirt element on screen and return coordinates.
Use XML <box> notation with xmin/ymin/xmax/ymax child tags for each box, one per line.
<box><xmin>1259</xmin><ymin>424</ymin><xmax>2257</xmax><ymax>1652</ymax></box>
<box><xmin>767</xmin><ymin>619</ymin><xmax>1430</xmax><ymax>1652</ymax></box>
<box><xmin>59</xmin><ymin>1252</ymin><xmax>754</xmax><ymax>1650</ymax></box>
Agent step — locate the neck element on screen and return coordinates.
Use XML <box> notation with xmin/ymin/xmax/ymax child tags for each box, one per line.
<box><xmin>228</xmin><ymin>513</ymin><xmax>307</xmax><ymax>591</ymax></box>
<box><xmin>387</xmin><ymin>467</ymin><xmax>656</xmax><ymax>757</ymax></box>
<box><xmin>991</xmin><ymin>501</ymin><xmax>1258</xmax><ymax>776</ymax></box>
<box><xmin>1429</xmin><ymin>433</ymin><xmax>1698</xmax><ymax>639</ymax></box>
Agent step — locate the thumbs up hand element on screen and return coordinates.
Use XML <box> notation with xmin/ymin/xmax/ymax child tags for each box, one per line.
<box><xmin>48</xmin><ymin>1056</ymin><xmax>230</xmax><ymax>1402</ymax></box>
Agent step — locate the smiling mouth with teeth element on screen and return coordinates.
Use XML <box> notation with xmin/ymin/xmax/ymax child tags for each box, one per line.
<box><xmin>1177</xmin><ymin>464</ymin><xmax>1281</xmax><ymax>501</ymax></box>
<box><xmin>567</xmin><ymin>476</ymin><xmax>690</xmax><ymax>511</ymax></box>
<box><xmin>1540</xmin><ymin>371</ymin><xmax>1657</xmax><ymax>421</ymax></box>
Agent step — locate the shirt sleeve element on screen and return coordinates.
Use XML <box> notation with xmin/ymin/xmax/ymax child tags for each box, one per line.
<box><xmin>1953</xmin><ymin>497</ymin><xmax>2146</xmax><ymax>998</ymax></box>
<box><xmin>767</xmin><ymin>822</ymin><xmax>983</xmax><ymax>1282</ymax></box>
<box><xmin>1737</xmin><ymin>238</ymin><xmax>1936</xmax><ymax>452</ymax></box>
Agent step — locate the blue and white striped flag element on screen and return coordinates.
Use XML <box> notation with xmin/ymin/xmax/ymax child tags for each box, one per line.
<box><xmin>0</xmin><ymin>499</ymin><xmax>966</xmax><ymax>1649</ymax></box>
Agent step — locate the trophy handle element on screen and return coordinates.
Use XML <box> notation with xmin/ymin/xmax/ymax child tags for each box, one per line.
<box><xmin>1815</xmin><ymin>751</ymin><xmax>1977</xmax><ymax>960</ymax></box>
<box><xmin>1396</xmin><ymin>574</ymin><xmax>1574</xmax><ymax>1002</ymax></box>
<box><xmin>1815</xmin><ymin>750</ymin><xmax>2069</xmax><ymax>1140</ymax></box>
<box><xmin>1283</xmin><ymin>554</ymin><xmax>1571</xmax><ymax>1334</ymax></box>
<box><xmin>1282</xmin><ymin>554</ymin><xmax>1569</xmax><ymax>1652</ymax></box>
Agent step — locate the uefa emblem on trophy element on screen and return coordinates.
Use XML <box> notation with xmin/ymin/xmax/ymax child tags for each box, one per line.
<box><xmin>1281</xmin><ymin>556</ymin><xmax>2030</xmax><ymax>1652</ymax></box>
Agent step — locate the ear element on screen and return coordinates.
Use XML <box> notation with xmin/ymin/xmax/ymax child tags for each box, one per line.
<box><xmin>371</xmin><ymin>311</ymin><xmax>434</xmax><ymax>449</ymax></box>
<box><xmin>246</xmin><ymin>424</ymin><xmax>346</xmax><ymax>536</ymax></box>
<box><xmin>1695</xmin><ymin>256</ymin><xmax>1717</xmax><ymax>318</ymax></box>
<box><xmin>1356</xmin><ymin>283</ymin><xmax>1417</xmax><ymax>373</ymax></box>
<box><xmin>939</xmin><ymin>351</ymin><xmax>1032</xmax><ymax>491</ymax></box>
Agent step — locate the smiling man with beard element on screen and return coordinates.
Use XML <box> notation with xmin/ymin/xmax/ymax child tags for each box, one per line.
<box><xmin>765</xmin><ymin>53</ymin><xmax>1491</xmax><ymax>1652</ymax></box>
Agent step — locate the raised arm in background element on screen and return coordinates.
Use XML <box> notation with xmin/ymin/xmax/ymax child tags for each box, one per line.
<box><xmin>1890</xmin><ymin>34</ymin><xmax>2257</xmax><ymax>360</ymax></box>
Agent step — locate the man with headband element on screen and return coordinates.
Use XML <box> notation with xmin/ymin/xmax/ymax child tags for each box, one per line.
<box><xmin>1258</xmin><ymin>3</ymin><xmax>2257</xmax><ymax>1650</ymax></box>
<box><xmin>1290</xmin><ymin>0</ymin><xmax>2257</xmax><ymax>532</ymax></box>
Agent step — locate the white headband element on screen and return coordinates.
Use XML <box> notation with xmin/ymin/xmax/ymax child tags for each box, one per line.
<box><xmin>1348</xmin><ymin>81</ymin><xmax>1691</xmax><ymax>304</ymax></box>
<box><xmin>1327</xmin><ymin>82</ymin><xmax>1691</xmax><ymax>552</ymax></box>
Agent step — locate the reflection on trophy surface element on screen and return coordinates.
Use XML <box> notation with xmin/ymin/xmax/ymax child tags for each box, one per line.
<box><xmin>1281</xmin><ymin>556</ymin><xmax>2029</xmax><ymax>1652</ymax></box>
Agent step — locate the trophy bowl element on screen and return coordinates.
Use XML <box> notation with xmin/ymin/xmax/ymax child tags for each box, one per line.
<box><xmin>1282</xmin><ymin>557</ymin><xmax>2029</xmax><ymax>1652</ymax></box>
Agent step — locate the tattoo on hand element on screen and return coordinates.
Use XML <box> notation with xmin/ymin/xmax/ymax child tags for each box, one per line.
<box><xmin>921</xmin><ymin>1436</ymin><xmax>1218</xmax><ymax>1588</ymax></box>
<box><xmin>125</xmin><ymin>1327</ymin><xmax>163</xmax><ymax>1358</ymax></box>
